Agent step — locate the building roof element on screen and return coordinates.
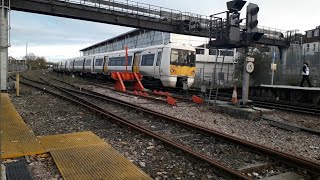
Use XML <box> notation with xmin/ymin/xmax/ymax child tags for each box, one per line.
<box><xmin>80</xmin><ymin>29</ymin><xmax>152</xmax><ymax>51</ymax></box>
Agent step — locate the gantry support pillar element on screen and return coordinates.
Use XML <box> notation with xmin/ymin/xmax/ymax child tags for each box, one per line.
<box><xmin>279</xmin><ymin>47</ymin><xmax>288</xmax><ymax>84</ymax></box>
<box><xmin>0</xmin><ymin>0</ymin><xmax>9</xmax><ymax>91</ymax></box>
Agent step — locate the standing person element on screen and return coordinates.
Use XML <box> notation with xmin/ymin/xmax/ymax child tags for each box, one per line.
<box><xmin>300</xmin><ymin>60</ymin><xmax>312</xmax><ymax>87</ymax></box>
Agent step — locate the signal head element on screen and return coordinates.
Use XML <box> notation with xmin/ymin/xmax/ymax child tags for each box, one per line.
<box><xmin>249</xmin><ymin>20</ymin><xmax>258</xmax><ymax>29</ymax></box>
<box><xmin>227</xmin><ymin>0</ymin><xmax>247</xmax><ymax>12</ymax></box>
<box><xmin>250</xmin><ymin>7</ymin><xmax>260</xmax><ymax>15</ymax></box>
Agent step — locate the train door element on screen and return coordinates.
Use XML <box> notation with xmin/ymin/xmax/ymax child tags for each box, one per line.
<box><xmin>82</xmin><ymin>58</ymin><xmax>86</xmax><ymax>71</ymax></box>
<box><xmin>64</xmin><ymin>61</ymin><xmax>67</xmax><ymax>71</ymax></box>
<box><xmin>133</xmin><ymin>53</ymin><xmax>141</xmax><ymax>73</ymax></box>
<box><xmin>154</xmin><ymin>49</ymin><xmax>162</xmax><ymax>77</ymax></box>
<box><xmin>103</xmin><ymin>56</ymin><xmax>109</xmax><ymax>74</ymax></box>
<box><xmin>92</xmin><ymin>56</ymin><xmax>95</xmax><ymax>73</ymax></box>
<box><xmin>72</xmin><ymin>60</ymin><xmax>75</xmax><ymax>72</ymax></box>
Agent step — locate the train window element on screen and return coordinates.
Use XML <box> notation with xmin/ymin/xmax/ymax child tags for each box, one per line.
<box><xmin>121</xmin><ymin>56</ymin><xmax>132</xmax><ymax>66</ymax></box>
<box><xmin>220</xmin><ymin>50</ymin><xmax>234</xmax><ymax>57</ymax></box>
<box><xmin>196</xmin><ymin>49</ymin><xmax>204</xmax><ymax>54</ymax></box>
<box><xmin>108</xmin><ymin>56</ymin><xmax>132</xmax><ymax>66</ymax></box>
<box><xmin>85</xmin><ymin>59</ymin><xmax>91</xmax><ymax>66</ymax></box>
<box><xmin>95</xmin><ymin>58</ymin><xmax>103</xmax><ymax>66</ymax></box>
<box><xmin>156</xmin><ymin>52</ymin><xmax>162</xmax><ymax>66</ymax></box>
<box><xmin>141</xmin><ymin>54</ymin><xmax>155</xmax><ymax>66</ymax></box>
<box><xmin>307</xmin><ymin>31</ymin><xmax>313</xmax><ymax>38</ymax></box>
<box><xmin>209</xmin><ymin>49</ymin><xmax>217</xmax><ymax>55</ymax></box>
<box><xmin>315</xmin><ymin>29</ymin><xmax>319</xmax><ymax>37</ymax></box>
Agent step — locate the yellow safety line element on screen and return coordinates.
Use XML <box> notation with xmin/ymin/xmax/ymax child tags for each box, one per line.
<box><xmin>0</xmin><ymin>93</ymin><xmax>45</xmax><ymax>159</ymax></box>
<box><xmin>38</xmin><ymin>131</ymin><xmax>108</xmax><ymax>151</ymax></box>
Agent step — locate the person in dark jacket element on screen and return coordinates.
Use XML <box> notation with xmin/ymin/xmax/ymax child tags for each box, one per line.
<box><xmin>300</xmin><ymin>60</ymin><xmax>312</xmax><ymax>87</ymax></box>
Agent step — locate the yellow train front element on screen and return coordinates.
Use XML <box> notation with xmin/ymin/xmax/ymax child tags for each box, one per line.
<box><xmin>137</xmin><ymin>43</ymin><xmax>196</xmax><ymax>88</ymax></box>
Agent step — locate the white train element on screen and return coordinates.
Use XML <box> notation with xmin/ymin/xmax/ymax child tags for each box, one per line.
<box><xmin>53</xmin><ymin>43</ymin><xmax>196</xmax><ymax>88</ymax></box>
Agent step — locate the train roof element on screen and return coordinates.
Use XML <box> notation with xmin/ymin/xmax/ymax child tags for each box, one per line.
<box><xmin>57</xmin><ymin>43</ymin><xmax>195</xmax><ymax>63</ymax></box>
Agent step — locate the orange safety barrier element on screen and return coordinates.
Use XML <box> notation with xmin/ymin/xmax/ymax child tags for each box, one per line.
<box><xmin>167</xmin><ymin>96</ymin><xmax>177</xmax><ymax>106</ymax></box>
<box><xmin>163</xmin><ymin>92</ymin><xmax>171</xmax><ymax>96</ymax></box>
<box><xmin>141</xmin><ymin>92</ymin><xmax>148</xmax><ymax>97</ymax></box>
<box><xmin>153</xmin><ymin>90</ymin><xmax>171</xmax><ymax>96</ymax></box>
<box><xmin>133</xmin><ymin>90</ymin><xmax>148</xmax><ymax>97</ymax></box>
<box><xmin>158</xmin><ymin>91</ymin><xmax>164</xmax><ymax>95</ymax></box>
<box><xmin>192</xmin><ymin>95</ymin><xmax>203</xmax><ymax>104</ymax></box>
<box><xmin>111</xmin><ymin>72</ymin><xmax>144</xmax><ymax>92</ymax></box>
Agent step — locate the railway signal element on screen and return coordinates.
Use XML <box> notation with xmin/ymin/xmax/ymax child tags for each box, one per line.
<box><xmin>227</xmin><ymin>0</ymin><xmax>246</xmax><ymax>12</ymax></box>
<box><xmin>226</xmin><ymin>0</ymin><xmax>246</xmax><ymax>43</ymax></box>
<box><xmin>229</xmin><ymin>12</ymin><xmax>242</xmax><ymax>42</ymax></box>
<box><xmin>246</xmin><ymin>3</ymin><xmax>264</xmax><ymax>42</ymax></box>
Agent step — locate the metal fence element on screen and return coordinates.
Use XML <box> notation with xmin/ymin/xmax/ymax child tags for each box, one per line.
<box><xmin>8</xmin><ymin>64</ymin><xmax>27</xmax><ymax>72</ymax></box>
<box><xmin>193</xmin><ymin>62</ymin><xmax>235</xmax><ymax>88</ymax></box>
<box><xmin>263</xmin><ymin>44</ymin><xmax>320</xmax><ymax>86</ymax></box>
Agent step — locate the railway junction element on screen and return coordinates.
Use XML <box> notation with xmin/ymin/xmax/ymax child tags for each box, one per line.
<box><xmin>1</xmin><ymin>0</ymin><xmax>320</xmax><ymax>180</ymax></box>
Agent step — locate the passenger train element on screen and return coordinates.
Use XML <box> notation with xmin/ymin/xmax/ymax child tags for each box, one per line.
<box><xmin>53</xmin><ymin>43</ymin><xmax>196</xmax><ymax>88</ymax></box>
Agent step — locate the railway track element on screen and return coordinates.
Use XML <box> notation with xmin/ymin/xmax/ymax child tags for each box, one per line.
<box><xmin>50</xmin><ymin>73</ymin><xmax>320</xmax><ymax>116</ymax></box>
<box><xmin>154</xmin><ymin>86</ymin><xmax>320</xmax><ymax>116</ymax></box>
<box><xmin>53</xmin><ymin>77</ymin><xmax>320</xmax><ymax>136</ymax></box>
<box><xmin>16</xmin><ymin>74</ymin><xmax>320</xmax><ymax>179</ymax></box>
<box><xmin>42</xmin><ymin>73</ymin><xmax>320</xmax><ymax>135</ymax></box>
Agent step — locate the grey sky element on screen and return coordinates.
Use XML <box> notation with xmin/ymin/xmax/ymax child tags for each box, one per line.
<box><xmin>9</xmin><ymin>0</ymin><xmax>320</xmax><ymax>62</ymax></box>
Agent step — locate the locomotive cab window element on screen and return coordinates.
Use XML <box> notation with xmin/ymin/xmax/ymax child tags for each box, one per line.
<box><xmin>141</xmin><ymin>54</ymin><xmax>155</xmax><ymax>66</ymax></box>
<box><xmin>170</xmin><ymin>49</ymin><xmax>195</xmax><ymax>66</ymax></box>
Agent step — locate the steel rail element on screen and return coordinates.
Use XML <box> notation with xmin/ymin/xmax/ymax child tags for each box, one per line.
<box><xmin>18</xmin><ymin>76</ymin><xmax>251</xmax><ymax>180</ymax></box>
<box><xmin>163</xmin><ymin>87</ymin><xmax>320</xmax><ymax>116</ymax></box>
<box><xmin>21</xmin><ymin>75</ymin><xmax>320</xmax><ymax>175</ymax></box>
<box><xmin>48</xmin><ymin>77</ymin><xmax>171</xmax><ymax>104</ymax></box>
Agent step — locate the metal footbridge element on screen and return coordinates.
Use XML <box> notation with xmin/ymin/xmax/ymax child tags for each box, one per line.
<box><xmin>11</xmin><ymin>0</ymin><xmax>291</xmax><ymax>47</ymax></box>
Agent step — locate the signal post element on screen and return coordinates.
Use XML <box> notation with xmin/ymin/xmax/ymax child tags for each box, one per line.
<box><xmin>209</xmin><ymin>0</ymin><xmax>263</xmax><ymax>106</ymax></box>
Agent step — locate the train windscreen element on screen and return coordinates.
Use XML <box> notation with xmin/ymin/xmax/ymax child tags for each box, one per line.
<box><xmin>170</xmin><ymin>49</ymin><xmax>195</xmax><ymax>67</ymax></box>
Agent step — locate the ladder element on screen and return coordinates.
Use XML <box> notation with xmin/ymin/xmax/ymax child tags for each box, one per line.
<box><xmin>207</xmin><ymin>49</ymin><xmax>227</xmax><ymax>105</ymax></box>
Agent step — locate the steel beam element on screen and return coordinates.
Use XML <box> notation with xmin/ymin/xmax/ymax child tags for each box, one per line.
<box><xmin>10</xmin><ymin>0</ymin><xmax>206</xmax><ymax>37</ymax></box>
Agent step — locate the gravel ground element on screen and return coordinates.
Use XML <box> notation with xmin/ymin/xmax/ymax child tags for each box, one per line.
<box><xmin>266</xmin><ymin>111</ymin><xmax>320</xmax><ymax>131</ymax></box>
<box><xmin>10</xmin><ymin>84</ymin><xmax>222</xmax><ymax>180</ymax></box>
<box><xmin>11</xmin><ymin>71</ymin><xmax>319</xmax><ymax>179</ymax></box>
<box><xmin>27</xmin><ymin>153</ymin><xmax>61</xmax><ymax>180</ymax></box>
<box><xmin>84</xmin><ymin>85</ymin><xmax>320</xmax><ymax>163</ymax></box>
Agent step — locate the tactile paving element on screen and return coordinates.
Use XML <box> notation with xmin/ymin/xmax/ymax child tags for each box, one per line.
<box><xmin>38</xmin><ymin>131</ymin><xmax>108</xmax><ymax>150</ymax></box>
<box><xmin>50</xmin><ymin>143</ymin><xmax>151</xmax><ymax>180</ymax></box>
<box><xmin>0</xmin><ymin>93</ymin><xmax>45</xmax><ymax>159</ymax></box>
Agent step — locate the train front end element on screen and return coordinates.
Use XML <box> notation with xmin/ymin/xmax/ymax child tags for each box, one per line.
<box><xmin>161</xmin><ymin>43</ymin><xmax>196</xmax><ymax>88</ymax></box>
